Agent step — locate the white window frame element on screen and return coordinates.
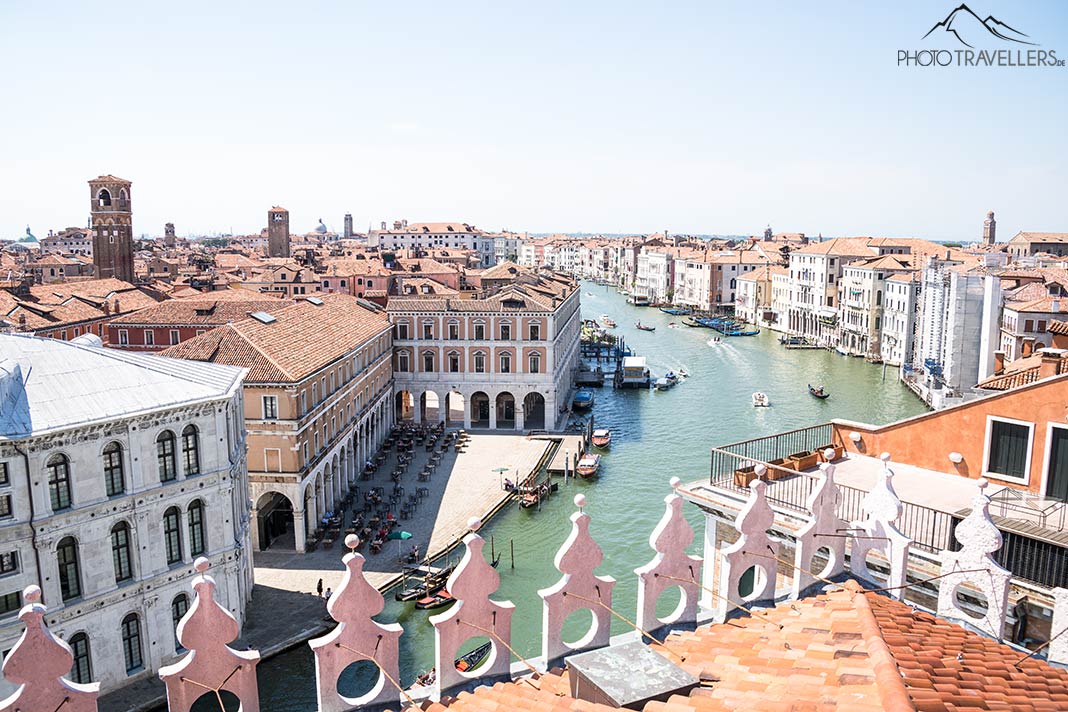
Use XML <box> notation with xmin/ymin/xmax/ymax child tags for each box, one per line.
<box><xmin>118</xmin><ymin>329</ymin><xmax>129</xmax><ymax>345</ymax></box>
<box><xmin>169</xmin><ymin>329</ymin><xmax>180</xmax><ymax>345</ymax></box>
<box><xmin>262</xmin><ymin>395</ymin><xmax>278</xmax><ymax>420</ymax></box>
<box><xmin>144</xmin><ymin>330</ymin><xmax>154</xmax><ymax>346</ymax></box>
<box><xmin>1040</xmin><ymin>422</ymin><xmax>1068</xmax><ymax>499</ymax></box>
<box><xmin>982</xmin><ymin>415</ymin><xmax>1035</xmax><ymax>485</ymax></box>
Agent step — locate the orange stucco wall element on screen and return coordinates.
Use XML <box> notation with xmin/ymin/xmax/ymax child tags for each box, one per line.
<box><xmin>834</xmin><ymin>374</ymin><xmax>1068</xmax><ymax>493</ymax></box>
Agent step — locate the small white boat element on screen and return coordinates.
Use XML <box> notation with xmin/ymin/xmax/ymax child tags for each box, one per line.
<box><xmin>707</xmin><ymin>337</ymin><xmax>721</xmax><ymax>346</ymax></box>
<box><xmin>678</xmin><ymin>367</ymin><xmax>689</xmax><ymax>378</ymax></box>
<box><xmin>654</xmin><ymin>377</ymin><xmax>673</xmax><ymax>391</ymax></box>
<box><xmin>599</xmin><ymin>313</ymin><xmax>610</xmax><ymax>321</ymax></box>
<box><xmin>752</xmin><ymin>392</ymin><xmax>770</xmax><ymax>407</ymax></box>
<box><xmin>576</xmin><ymin>453</ymin><xmax>601</xmax><ymax>478</ymax></box>
<box><xmin>585</xmin><ymin>292</ymin><xmax>594</xmax><ymax>297</ymax></box>
<box><xmin>835</xmin><ymin>345</ymin><xmax>849</xmax><ymax>356</ymax></box>
<box><xmin>591</xmin><ymin>428</ymin><xmax>611</xmax><ymax>449</ymax></box>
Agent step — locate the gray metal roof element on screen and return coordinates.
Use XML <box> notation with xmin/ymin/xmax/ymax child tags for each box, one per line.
<box><xmin>0</xmin><ymin>334</ymin><xmax>246</xmax><ymax>440</ymax></box>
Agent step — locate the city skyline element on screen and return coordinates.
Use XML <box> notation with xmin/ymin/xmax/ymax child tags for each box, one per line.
<box><xmin>2</xmin><ymin>0</ymin><xmax>1066</xmax><ymax>241</ymax></box>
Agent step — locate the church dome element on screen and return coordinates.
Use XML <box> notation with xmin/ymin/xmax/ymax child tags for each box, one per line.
<box><xmin>315</xmin><ymin>219</ymin><xmax>328</xmax><ymax>234</ymax></box>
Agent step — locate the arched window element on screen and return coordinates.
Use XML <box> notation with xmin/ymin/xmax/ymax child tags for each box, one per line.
<box><xmin>500</xmin><ymin>353</ymin><xmax>511</xmax><ymax>374</ymax></box>
<box><xmin>171</xmin><ymin>594</ymin><xmax>189</xmax><ymax>652</ymax></box>
<box><xmin>103</xmin><ymin>442</ymin><xmax>125</xmax><ymax>496</ymax></box>
<box><xmin>57</xmin><ymin>537</ymin><xmax>81</xmax><ymax>600</ymax></box>
<box><xmin>473</xmin><ymin>352</ymin><xmax>486</xmax><ymax>373</ymax></box>
<box><xmin>188</xmin><ymin>500</ymin><xmax>205</xmax><ymax>556</ymax></box>
<box><xmin>68</xmin><ymin>633</ymin><xmax>92</xmax><ymax>684</ymax></box>
<box><xmin>121</xmin><ymin>614</ymin><xmax>143</xmax><ymax>673</ymax></box>
<box><xmin>97</xmin><ymin>189</ymin><xmax>111</xmax><ymax>207</ymax></box>
<box><xmin>164</xmin><ymin>507</ymin><xmax>182</xmax><ymax>564</ymax></box>
<box><xmin>47</xmin><ymin>454</ymin><xmax>72</xmax><ymax>511</ymax></box>
<box><xmin>422</xmin><ymin>351</ymin><xmax>435</xmax><ymax>372</ymax></box>
<box><xmin>181</xmin><ymin>425</ymin><xmax>200</xmax><ymax>476</ymax></box>
<box><xmin>157</xmin><ymin>431</ymin><xmax>177</xmax><ymax>482</ymax></box>
<box><xmin>529</xmin><ymin>353</ymin><xmax>541</xmax><ymax>374</ymax></box>
<box><xmin>111</xmin><ymin>522</ymin><xmax>133</xmax><ymax>582</ymax></box>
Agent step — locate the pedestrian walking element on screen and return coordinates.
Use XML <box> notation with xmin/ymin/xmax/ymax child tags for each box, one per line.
<box><xmin>316</xmin><ymin>578</ymin><xmax>323</xmax><ymax>598</ymax></box>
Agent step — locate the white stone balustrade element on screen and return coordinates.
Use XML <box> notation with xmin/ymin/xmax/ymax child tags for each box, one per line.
<box><xmin>718</xmin><ymin>474</ymin><xmax>779</xmax><ymax>620</ymax></box>
<box><xmin>0</xmin><ymin>585</ymin><xmax>99</xmax><ymax>712</ymax></box>
<box><xmin>792</xmin><ymin>456</ymin><xmax>848</xmax><ymax>597</ymax></box>
<box><xmin>848</xmin><ymin>453</ymin><xmax>911</xmax><ymax>599</ymax></box>
<box><xmin>635</xmin><ymin>478</ymin><xmax>703</xmax><ymax>638</ymax></box>
<box><xmin>538</xmin><ymin>494</ymin><xmax>617</xmax><ymax>668</ymax></box>
<box><xmin>430</xmin><ymin>518</ymin><xmax>515</xmax><ymax>697</ymax></box>
<box><xmin>310</xmin><ymin>535</ymin><xmax>403</xmax><ymax>711</ymax></box>
<box><xmin>159</xmin><ymin>558</ymin><xmax>261</xmax><ymax>712</ymax></box>
<box><xmin>936</xmin><ymin>478</ymin><xmax>1011</xmax><ymax>639</ymax></box>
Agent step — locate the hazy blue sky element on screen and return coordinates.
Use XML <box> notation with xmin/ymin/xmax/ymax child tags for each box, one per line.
<box><xmin>1</xmin><ymin>1</ymin><xmax>1065</xmax><ymax>241</ymax></box>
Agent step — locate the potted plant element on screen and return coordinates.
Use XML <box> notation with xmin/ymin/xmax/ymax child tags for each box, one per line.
<box><xmin>733</xmin><ymin>463</ymin><xmax>760</xmax><ymax>487</ymax></box>
<box><xmin>817</xmin><ymin>444</ymin><xmax>844</xmax><ymax>462</ymax></box>
<box><xmin>787</xmin><ymin>450</ymin><xmax>819</xmax><ymax>471</ymax></box>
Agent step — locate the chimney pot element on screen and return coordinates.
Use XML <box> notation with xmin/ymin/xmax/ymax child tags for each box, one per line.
<box><xmin>994</xmin><ymin>350</ymin><xmax>1006</xmax><ymax>373</ymax></box>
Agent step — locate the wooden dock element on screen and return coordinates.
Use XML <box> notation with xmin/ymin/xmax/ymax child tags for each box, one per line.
<box><xmin>545</xmin><ymin>435</ymin><xmax>586</xmax><ymax>475</ymax></box>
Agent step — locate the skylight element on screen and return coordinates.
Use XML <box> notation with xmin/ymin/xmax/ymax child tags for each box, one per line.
<box><xmin>251</xmin><ymin>311</ymin><xmax>277</xmax><ymax>323</ymax></box>
<box><xmin>306</xmin><ymin>297</ymin><xmax>324</xmax><ymax>306</ymax></box>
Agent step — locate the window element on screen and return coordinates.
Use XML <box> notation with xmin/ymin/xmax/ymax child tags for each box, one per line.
<box><xmin>1025</xmin><ymin>319</ymin><xmax>1035</xmax><ymax>332</ymax></box>
<box><xmin>398</xmin><ymin>351</ymin><xmax>410</xmax><ymax>372</ymax></box>
<box><xmin>500</xmin><ymin>323</ymin><xmax>511</xmax><ymax>340</ymax></box>
<box><xmin>157</xmin><ymin>431</ymin><xmax>177</xmax><ymax>482</ymax></box>
<box><xmin>57</xmin><ymin>537</ymin><xmax>81</xmax><ymax>600</ymax></box>
<box><xmin>169</xmin><ymin>329</ymin><xmax>180</xmax><ymax>346</ymax></box>
<box><xmin>448</xmin><ymin>322</ymin><xmax>459</xmax><ymax>340</ymax></box>
<box><xmin>164</xmin><ymin>507</ymin><xmax>182</xmax><ymax>564</ymax></box>
<box><xmin>423</xmin><ymin>352</ymin><xmax>435</xmax><ymax>372</ymax></box>
<box><xmin>0</xmin><ymin>496</ymin><xmax>10</xmax><ymax>518</ymax></box>
<box><xmin>111</xmin><ymin>523</ymin><xmax>133</xmax><ymax>583</ymax></box>
<box><xmin>121</xmin><ymin>614</ymin><xmax>143</xmax><ymax>673</ymax></box>
<box><xmin>474</xmin><ymin>323</ymin><xmax>485</xmax><ymax>340</ymax></box>
<box><xmin>529</xmin><ymin>353</ymin><xmax>541</xmax><ymax>373</ymax></box>
<box><xmin>986</xmin><ymin>418</ymin><xmax>1032</xmax><ymax>482</ymax></box>
<box><xmin>448</xmin><ymin>352</ymin><xmax>460</xmax><ymax>372</ymax></box>
<box><xmin>69</xmin><ymin>633</ymin><xmax>91</xmax><ymax>684</ymax></box>
<box><xmin>47</xmin><ymin>454</ymin><xmax>72</xmax><ymax>511</ymax></box>
<box><xmin>0</xmin><ymin>552</ymin><xmax>17</xmax><ymax>575</ymax></box>
<box><xmin>0</xmin><ymin>463</ymin><xmax>7</xmax><ymax>486</ymax></box>
<box><xmin>300</xmin><ymin>391</ymin><xmax>307</xmax><ymax>414</ymax></box>
<box><xmin>172</xmin><ymin>594</ymin><xmax>189</xmax><ymax>651</ymax></box>
<box><xmin>0</xmin><ymin>591</ymin><xmax>19</xmax><ymax>616</ymax></box>
<box><xmin>396</xmin><ymin>323</ymin><xmax>409</xmax><ymax>339</ymax></box>
<box><xmin>144</xmin><ymin>330</ymin><xmax>154</xmax><ymax>346</ymax></box>
<box><xmin>529</xmin><ymin>323</ymin><xmax>540</xmax><ymax>340</ymax></box>
<box><xmin>188</xmin><ymin>500</ymin><xmax>205</xmax><ymax>556</ymax></box>
<box><xmin>422</xmin><ymin>323</ymin><xmax>433</xmax><ymax>339</ymax></box>
<box><xmin>263</xmin><ymin>395</ymin><xmax>278</xmax><ymax>420</ymax></box>
<box><xmin>103</xmin><ymin>442</ymin><xmax>125</xmax><ymax>496</ymax></box>
<box><xmin>1038</xmin><ymin>320</ymin><xmax>1048</xmax><ymax>333</ymax></box>
<box><xmin>474</xmin><ymin>352</ymin><xmax>486</xmax><ymax>373</ymax></box>
<box><xmin>500</xmin><ymin>353</ymin><xmax>511</xmax><ymax>373</ymax></box>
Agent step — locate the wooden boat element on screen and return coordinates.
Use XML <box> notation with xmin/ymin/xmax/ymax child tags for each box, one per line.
<box><xmin>591</xmin><ymin>428</ymin><xmax>612</xmax><ymax>449</ymax></box>
<box><xmin>415</xmin><ymin>589</ymin><xmax>455</xmax><ymax>610</ymax></box>
<box><xmin>808</xmin><ymin>384</ymin><xmax>830</xmax><ymax>399</ymax></box>
<box><xmin>576</xmin><ymin>453</ymin><xmax>601</xmax><ymax>478</ymax></box>
<box><xmin>752</xmin><ymin>392</ymin><xmax>770</xmax><ymax>407</ymax></box>
<box><xmin>603</xmin><ymin>318</ymin><xmax>617</xmax><ymax>328</ymax></box>
<box><xmin>659</xmin><ymin>306</ymin><xmax>692</xmax><ymax>316</ymax></box>
<box><xmin>572</xmin><ymin>389</ymin><xmax>595</xmax><ymax>410</ymax></box>
<box><xmin>519</xmin><ymin>483</ymin><xmax>553</xmax><ymax>508</ymax></box>
<box><xmin>779</xmin><ymin>335</ymin><xmax>805</xmax><ymax>346</ymax></box>
<box><xmin>635</xmin><ymin>322</ymin><xmax>655</xmax><ymax>331</ymax></box>
<box><xmin>412</xmin><ymin>640</ymin><xmax>494</xmax><ymax>687</ymax></box>
<box><xmin>394</xmin><ymin>564</ymin><xmax>454</xmax><ymax>602</ymax></box>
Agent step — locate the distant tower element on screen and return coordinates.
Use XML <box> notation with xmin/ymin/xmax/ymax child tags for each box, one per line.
<box><xmin>267</xmin><ymin>206</ymin><xmax>290</xmax><ymax>258</ymax></box>
<box><xmin>343</xmin><ymin>213</ymin><xmax>353</xmax><ymax>239</ymax></box>
<box><xmin>983</xmin><ymin>210</ymin><xmax>996</xmax><ymax>246</ymax></box>
<box><xmin>764</xmin><ymin>225</ymin><xmax>773</xmax><ymax>241</ymax></box>
<box><xmin>164</xmin><ymin>222</ymin><xmax>176</xmax><ymax>247</ymax></box>
<box><xmin>89</xmin><ymin>175</ymin><xmax>135</xmax><ymax>282</ymax></box>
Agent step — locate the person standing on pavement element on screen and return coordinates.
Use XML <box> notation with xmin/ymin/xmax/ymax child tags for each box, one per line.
<box><xmin>316</xmin><ymin>578</ymin><xmax>324</xmax><ymax>598</ymax></box>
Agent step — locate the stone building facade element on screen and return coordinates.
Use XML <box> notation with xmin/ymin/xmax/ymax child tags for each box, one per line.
<box><xmin>0</xmin><ymin>333</ymin><xmax>251</xmax><ymax>696</ymax></box>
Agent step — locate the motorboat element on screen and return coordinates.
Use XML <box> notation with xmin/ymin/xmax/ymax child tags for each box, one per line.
<box><xmin>677</xmin><ymin>367</ymin><xmax>690</xmax><ymax>378</ymax></box>
<box><xmin>585</xmin><ymin>291</ymin><xmax>594</xmax><ymax>297</ymax></box>
<box><xmin>572</xmin><ymin>389</ymin><xmax>595</xmax><ymax>410</ymax></box>
<box><xmin>706</xmin><ymin>337</ymin><xmax>721</xmax><ymax>346</ymax></box>
<box><xmin>752</xmin><ymin>392</ymin><xmax>770</xmax><ymax>407</ymax></box>
<box><xmin>591</xmin><ymin>428</ymin><xmax>612</xmax><ymax>449</ymax></box>
<box><xmin>635</xmin><ymin>322</ymin><xmax>655</xmax><ymax>331</ymax></box>
<box><xmin>808</xmin><ymin>384</ymin><xmax>830</xmax><ymax>399</ymax></box>
<box><xmin>664</xmin><ymin>371</ymin><xmax>679</xmax><ymax>385</ymax></box>
<box><xmin>603</xmin><ymin>318</ymin><xmax>617</xmax><ymax>328</ymax></box>
<box><xmin>654</xmin><ymin>377</ymin><xmax>675</xmax><ymax>391</ymax></box>
<box><xmin>576</xmin><ymin>453</ymin><xmax>601</xmax><ymax>478</ymax></box>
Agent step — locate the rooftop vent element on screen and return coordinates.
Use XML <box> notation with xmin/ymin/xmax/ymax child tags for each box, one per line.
<box><xmin>306</xmin><ymin>297</ymin><xmax>324</xmax><ymax>306</ymax></box>
<box><xmin>250</xmin><ymin>311</ymin><xmax>277</xmax><ymax>324</ymax></box>
<box><xmin>566</xmin><ymin>641</ymin><xmax>699</xmax><ymax>709</ymax></box>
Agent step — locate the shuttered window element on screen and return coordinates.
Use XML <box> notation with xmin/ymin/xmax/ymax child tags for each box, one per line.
<box><xmin>987</xmin><ymin>419</ymin><xmax>1030</xmax><ymax>480</ymax></box>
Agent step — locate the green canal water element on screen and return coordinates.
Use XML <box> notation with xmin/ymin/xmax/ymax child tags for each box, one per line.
<box><xmin>250</xmin><ymin>282</ymin><xmax>928</xmax><ymax>709</ymax></box>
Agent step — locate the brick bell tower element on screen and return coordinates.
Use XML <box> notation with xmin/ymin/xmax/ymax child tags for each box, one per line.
<box><xmin>89</xmin><ymin>175</ymin><xmax>135</xmax><ymax>282</ymax></box>
<box><xmin>267</xmin><ymin>206</ymin><xmax>290</xmax><ymax>258</ymax></box>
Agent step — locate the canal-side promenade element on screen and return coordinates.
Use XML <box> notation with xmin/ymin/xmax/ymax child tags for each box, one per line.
<box><xmin>99</xmin><ymin>430</ymin><xmax>556</xmax><ymax>712</ymax></box>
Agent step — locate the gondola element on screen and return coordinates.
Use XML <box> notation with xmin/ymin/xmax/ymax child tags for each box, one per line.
<box><xmin>411</xmin><ymin>641</ymin><xmax>494</xmax><ymax>687</ymax></box>
<box><xmin>808</xmin><ymin>384</ymin><xmax>830</xmax><ymax>399</ymax></box>
<box><xmin>658</xmin><ymin>306</ymin><xmax>692</xmax><ymax>316</ymax></box>
<box><xmin>635</xmin><ymin>322</ymin><xmax>656</xmax><ymax>331</ymax></box>
<box><xmin>414</xmin><ymin>556</ymin><xmax>501</xmax><ymax>609</ymax></box>
<box><xmin>394</xmin><ymin>564</ymin><xmax>455</xmax><ymax>602</ymax></box>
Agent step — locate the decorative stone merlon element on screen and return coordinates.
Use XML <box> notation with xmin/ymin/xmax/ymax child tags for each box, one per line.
<box><xmin>538</xmin><ymin>494</ymin><xmax>617</xmax><ymax>668</ymax></box>
<box><xmin>635</xmin><ymin>478</ymin><xmax>703</xmax><ymax>638</ymax></box>
<box><xmin>937</xmin><ymin>479</ymin><xmax>1011</xmax><ymax>639</ymax></box>
<box><xmin>792</xmin><ymin>457</ymin><xmax>847</xmax><ymax>598</ymax></box>
<box><xmin>159</xmin><ymin>557</ymin><xmax>261</xmax><ymax>712</ymax></box>
<box><xmin>0</xmin><ymin>585</ymin><xmax>99</xmax><ymax>712</ymax></box>
<box><xmin>429</xmin><ymin>518</ymin><xmax>515</xmax><ymax>697</ymax></box>
<box><xmin>848</xmin><ymin>453</ymin><xmax>911</xmax><ymax>599</ymax></box>
<box><xmin>309</xmin><ymin>535</ymin><xmax>403</xmax><ymax>711</ymax></box>
<box><xmin>718</xmin><ymin>474</ymin><xmax>779</xmax><ymax>620</ymax></box>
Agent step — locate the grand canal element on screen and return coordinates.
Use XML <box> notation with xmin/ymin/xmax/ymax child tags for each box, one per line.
<box><xmin>251</xmin><ymin>282</ymin><xmax>928</xmax><ymax>709</ymax></box>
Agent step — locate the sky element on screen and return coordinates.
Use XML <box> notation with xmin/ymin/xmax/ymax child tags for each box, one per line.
<box><xmin>1</xmin><ymin>0</ymin><xmax>1066</xmax><ymax>241</ymax></box>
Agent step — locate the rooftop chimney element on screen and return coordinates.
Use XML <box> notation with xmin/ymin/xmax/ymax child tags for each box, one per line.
<box><xmin>1022</xmin><ymin>337</ymin><xmax>1036</xmax><ymax>358</ymax></box>
<box><xmin>994</xmin><ymin>350</ymin><xmax>1005</xmax><ymax>373</ymax></box>
<box><xmin>1040</xmin><ymin>351</ymin><xmax>1062</xmax><ymax>380</ymax></box>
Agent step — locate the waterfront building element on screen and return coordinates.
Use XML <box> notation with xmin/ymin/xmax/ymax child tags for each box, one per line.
<box><xmin>388</xmin><ymin>268</ymin><xmax>580</xmax><ymax>431</ymax></box>
<box><xmin>0</xmin><ymin>332</ymin><xmax>250</xmax><ymax>695</ymax></box>
<box><xmin>836</xmin><ymin>254</ymin><xmax>914</xmax><ymax>358</ymax></box>
<box><xmin>633</xmin><ymin>248</ymin><xmax>674</xmax><ymax>304</ymax></box>
<box><xmin>163</xmin><ymin>294</ymin><xmax>393</xmax><ymax>553</ymax></box>
<box><xmin>734</xmin><ymin>265</ymin><xmax>773</xmax><ymax>326</ymax></box>
<box><xmin>880</xmin><ymin>272</ymin><xmax>919</xmax><ymax>366</ymax></box>
<box><xmin>89</xmin><ymin>175</ymin><xmax>135</xmax><ymax>283</ymax></box>
<box><xmin>785</xmin><ymin>237</ymin><xmax>874</xmax><ymax>344</ymax></box>
<box><xmin>1006</xmin><ymin>231</ymin><xmax>1068</xmax><ymax>259</ymax></box>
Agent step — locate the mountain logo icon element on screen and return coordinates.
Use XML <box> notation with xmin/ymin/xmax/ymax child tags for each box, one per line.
<box><xmin>922</xmin><ymin>4</ymin><xmax>1037</xmax><ymax>48</ymax></box>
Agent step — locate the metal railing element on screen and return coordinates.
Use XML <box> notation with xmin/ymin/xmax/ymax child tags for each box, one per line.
<box><xmin>995</xmin><ymin>530</ymin><xmax>1068</xmax><ymax>589</ymax></box>
<box><xmin>709</xmin><ymin>423</ymin><xmax>834</xmax><ymax>478</ymax></box>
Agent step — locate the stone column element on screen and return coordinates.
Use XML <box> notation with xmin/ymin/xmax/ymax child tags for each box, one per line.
<box><xmin>294</xmin><ymin>509</ymin><xmax>307</xmax><ymax>553</ymax></box>
<box><xmin>515</xmin><ymin>402</ymin><xmax>525</xmax><ymax>431</ymax></box>
<box><xmin>700</xmin><ymin>511</ymin><xmax>719</xmax><ymax>611</ymax></box>
<box><xmin>438</xmin><ymin>391</ymin><xmax>447</xmax><ymax>423</ymax></box>
<box><xmin>250</xmin><ymin>506</ymin><xmax>261</xmax><ymax>551</ymax></box>
<box><xmin>413</xmin><ymin>395</ymin><xmax>423</xmax><ymax>424</ymax></box>
<box><xmin>489</xmin><ymin>398</ymin><xmax>497</xmax><ymax>429</ymax></box>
